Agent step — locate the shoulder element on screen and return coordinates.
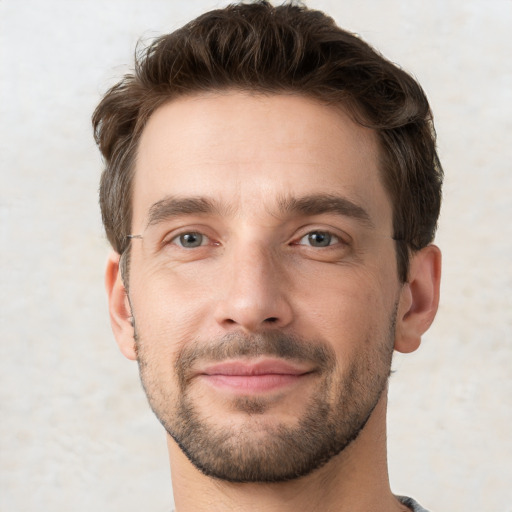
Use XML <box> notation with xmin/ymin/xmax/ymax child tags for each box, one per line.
<box><xmin>397</xmin><ymin>495</ymin><xmax>431</xmax><ymax>512</ymax></box>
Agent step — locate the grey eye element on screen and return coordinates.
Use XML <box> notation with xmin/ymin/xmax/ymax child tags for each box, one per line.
<box><xmin>300</xmin><ymin>231</ymin><xmax>337</xmax><ymax>247</ymax></box>
<box><xmin>175</xmin><ymin>232</ymin><xmax>206</xmax><ymax>248</ymax></box>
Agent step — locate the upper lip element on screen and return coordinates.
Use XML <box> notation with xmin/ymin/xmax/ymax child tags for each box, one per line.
<box><xmin>198</xmin><ymin>358</ymin><xmax>314</xmax><ymax>377</ymax></box>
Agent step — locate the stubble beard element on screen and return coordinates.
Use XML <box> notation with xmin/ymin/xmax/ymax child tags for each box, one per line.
<box><xmin>134</xmin><ymin>314</ymin><xmax>396</xmax><ymax>483</ymax></box>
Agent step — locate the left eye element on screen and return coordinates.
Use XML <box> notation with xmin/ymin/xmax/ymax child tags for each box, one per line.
<box><xmin>298</xmin><ymin>231</ymin><xmax>340</xmax><ymax>247</ymax></box>
<box><xmin>172</xmin><ymin>232</ymin><xmax>209</xmax><ymax>248</ymax></box>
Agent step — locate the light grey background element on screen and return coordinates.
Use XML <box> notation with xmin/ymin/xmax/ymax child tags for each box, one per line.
<box><xmin>1</xmin><ymin>1</ymin><xmax>511</xmax><ymax>510</ymax></box>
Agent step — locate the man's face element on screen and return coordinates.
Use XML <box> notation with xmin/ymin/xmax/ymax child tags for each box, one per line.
<box><xmin>125</xmin><ymin>92</ymin><xmax>404</xmax><ymax>482</ymax></box>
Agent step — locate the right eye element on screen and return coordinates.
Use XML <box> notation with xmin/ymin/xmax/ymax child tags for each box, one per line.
<box><xmin>171</xmin><ymin>232</ymin><xmax>209</xmax><ymax>248</ymax></box>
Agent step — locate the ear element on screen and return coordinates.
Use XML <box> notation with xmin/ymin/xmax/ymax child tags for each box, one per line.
<box><xmin>394</xmin><ymin>244</ymin><xmax>441</xmax><ymax>353</ymax></box>
<box><xmin>105</xmin><ymin>251</ymin><xmax>137</xmax><ymax>361</ymax></box>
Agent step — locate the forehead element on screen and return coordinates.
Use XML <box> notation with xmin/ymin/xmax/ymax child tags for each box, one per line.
<box><xmin>133</xmin><ymin>92</ymin><xmax>391</xmax><ymax>232</ymax></box>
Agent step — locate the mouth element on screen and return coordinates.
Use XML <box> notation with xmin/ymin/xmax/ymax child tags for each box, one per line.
<box><xmin>197</xmin><ymin>358</ymin><xmax>315</xmax><ymax>394</ymax></box>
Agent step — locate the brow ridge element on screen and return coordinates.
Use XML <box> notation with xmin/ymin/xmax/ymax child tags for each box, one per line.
<box><xmin>144</xmin><ymin>193</ymin><xmax>375</xmax><ymax>230</ymax></box>
<box><xmin>276</xmin><ymin>193</ymin><xmax>375</xmax><ymax>228</ymax></box>
<box><xmin>146</xmin><ymin>196</ymin><xmax>226</xmax><ymax>228</ymax></box>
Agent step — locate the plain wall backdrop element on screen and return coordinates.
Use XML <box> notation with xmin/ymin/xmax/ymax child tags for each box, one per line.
<box><xmin>1</xmin><ymin>1</ymin><xmax>511</xmax><ymax>510</ymax></box>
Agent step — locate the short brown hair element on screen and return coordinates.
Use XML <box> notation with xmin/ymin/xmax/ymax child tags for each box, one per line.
<box><xmin>93</xmin><ymin>0</ymin><xmax>442</xmax><ymax>282</ymax></box>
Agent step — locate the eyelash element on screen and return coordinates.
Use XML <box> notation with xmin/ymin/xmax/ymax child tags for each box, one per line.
<box><xmin>163</xmin><ymin>228</ymin><xmax>348</xmax><ymax>250</ymax></box>
<box><xmin>294</xmin><ymin>230</ymin><xmax>343</xmax><ymax>248</ymax></box>
<box><xmin>163</xmin><ymin>230</ymin><xmax>216</xmax><ymax>248</ymax></box>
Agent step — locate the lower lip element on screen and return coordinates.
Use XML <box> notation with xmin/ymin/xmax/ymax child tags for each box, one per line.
<box><xmin>201</xmin><ymin>373</ymin><xmax>305</xmax><ymax>393</ymax></box>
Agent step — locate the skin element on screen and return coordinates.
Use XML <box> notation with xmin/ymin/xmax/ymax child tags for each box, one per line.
<box><xmin>106</xmin><ymin>92</ymin><xmax>441</xmax><ymax>511</ymax></box>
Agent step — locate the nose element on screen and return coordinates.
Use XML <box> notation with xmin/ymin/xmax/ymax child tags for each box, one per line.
<box><xmin>213</xmin><ymin>242</ymin><xmax>294</xmax><ymax>333</ymax></box>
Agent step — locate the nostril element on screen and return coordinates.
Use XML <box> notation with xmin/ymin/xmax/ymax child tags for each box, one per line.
<box><xmin>264</xmin><ymin>317</ymin><xmax>278</xmax><ymax>324</ymax></box>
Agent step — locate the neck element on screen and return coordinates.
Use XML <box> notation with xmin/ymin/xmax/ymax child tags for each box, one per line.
<box><xmin>168</xmin><ymin>394</ymin><xmax>407</xmax><ymax>512</ymax></box>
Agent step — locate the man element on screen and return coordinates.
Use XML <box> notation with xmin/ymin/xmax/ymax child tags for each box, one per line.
<box><xmin>93</xmin><ymin>2</ymin><xmax>442</xmax><ymax>511</ymax></box>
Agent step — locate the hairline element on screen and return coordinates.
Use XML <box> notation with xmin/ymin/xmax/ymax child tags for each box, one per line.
<box><xmin>118</xmin><ymin>88</ymin><xmax>408</xmax><ymax>288</ymax></box>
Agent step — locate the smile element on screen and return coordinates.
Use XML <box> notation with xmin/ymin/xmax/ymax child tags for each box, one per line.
<box><xmin>197</xmin><ymin>359</ymin><xmax>315</xmax><ymax>394</ymax></box>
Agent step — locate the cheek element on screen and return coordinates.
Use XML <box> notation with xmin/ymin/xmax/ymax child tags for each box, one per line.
<box><xmin>127</xmin><ymin>241</ymin><xmax>400</xmax><ymax>357</ymax></box>
<box><xmin>293</xmin><ymin>264</ymin><xmax>398</xmax><ymax>355</ymax></box>
<box><xmin>128</xmin><ymin>261</ymin><xmax>217</xmax><ymax>357</ymax></box>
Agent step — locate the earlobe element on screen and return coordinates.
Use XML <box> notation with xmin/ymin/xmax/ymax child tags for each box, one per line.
<box><xmin>394</xmin><ymin>245</ymin><xmax>442</xmax><ymax>354</ymax></box>
<box><xmin>105</xmin><ymin>251</ymin><xmax>137</xmax><ymax>361</ymax></box>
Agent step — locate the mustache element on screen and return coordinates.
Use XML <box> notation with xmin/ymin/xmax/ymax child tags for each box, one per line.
<box><xmin>174</xmin><ymin>332</ymin><xmax>336</xmax><ymax>388</ymax></box>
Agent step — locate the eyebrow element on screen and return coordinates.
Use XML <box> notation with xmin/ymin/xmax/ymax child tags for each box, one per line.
<box><xmin>146</xmin><ymin>196</ymin><xmax>227</xmax><ymax>228</ymax></box>
<box><xmin>144</xmin><ymin>193</ymin><xmax>375</xmax><ymax>229</ymax></box>
<box><xmin>276</xmin><ymin>193</ymin><xmax>375</xmax><ymax>228</ymax></box>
